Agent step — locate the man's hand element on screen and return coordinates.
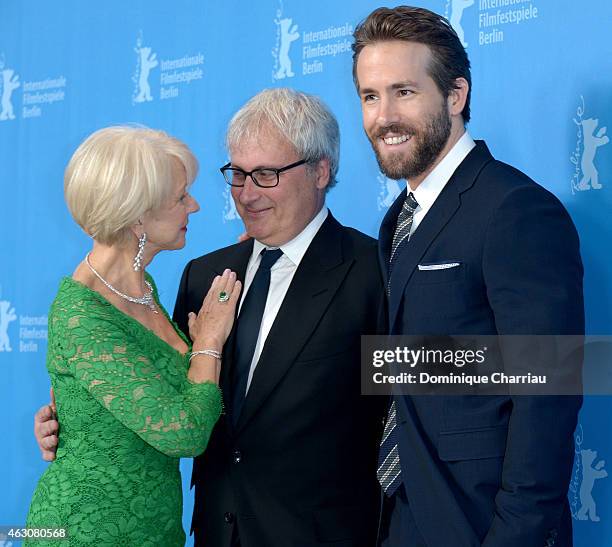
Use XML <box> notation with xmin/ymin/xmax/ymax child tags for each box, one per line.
<box><xmin>34</xmin><ymin>388</ymin><xmax>58</xmax><ymax>461</ymax></box>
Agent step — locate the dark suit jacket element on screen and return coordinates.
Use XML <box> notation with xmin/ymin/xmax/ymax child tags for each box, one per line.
<box><xmin>380</xmin><ymin>141</ymin><xmax>584</xmax><ymax>547</ymax></box>
<box><xmin>173</xmin><ymin>214</ymin><xmax>386</xmax><ymax>547</ymax></box>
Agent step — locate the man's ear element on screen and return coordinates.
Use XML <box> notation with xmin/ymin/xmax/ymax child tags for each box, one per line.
<box><xmin>448</xmin><ymin>77</ymin><xmax>469</xmax><ymax>118</ymax></box>
<box><xmin>314</xmin><ymin>158</ymin><xmax>331</xmax><ymax>190</ymax></box>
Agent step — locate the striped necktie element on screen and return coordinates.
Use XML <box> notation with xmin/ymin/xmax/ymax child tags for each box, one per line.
<box><xmin>378</xmin><ymin>192</ymin><xmax>419</xmax><ymax>496</ymax></box>
<box><xmin>377</xmin><ymin>400</ymin><xmax>402</xmax><ymax>495</ymax></box>
<box><xmin>389</xmin><ymin>191</ymin><xmax>419</xmax><ymax>267</ymax></box>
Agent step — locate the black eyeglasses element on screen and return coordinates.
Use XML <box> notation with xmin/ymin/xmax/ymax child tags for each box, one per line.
<box><xmin>220</xmin><ymin>159</ymin><xmax>307</xmax><ymax>188</ymax></box>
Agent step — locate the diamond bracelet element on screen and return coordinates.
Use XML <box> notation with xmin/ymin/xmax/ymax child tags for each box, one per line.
<box><xmin>189</xmin><ymin>349</ymin><xmax>222</xmax><ymax>362</ymax></box>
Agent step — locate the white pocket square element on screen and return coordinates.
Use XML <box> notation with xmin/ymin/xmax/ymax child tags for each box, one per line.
<box><xmin>418</xmin><ymin>262</ymin><xmax>461</xmax><ymax>271</ymax></box>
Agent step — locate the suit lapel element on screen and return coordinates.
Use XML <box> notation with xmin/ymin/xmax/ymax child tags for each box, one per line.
<box><xmin>211</xmin><ymin>239</ymin><xmax>254</xmax><ymax>279</ymax></box>
<box><xmin>235</xmin><ymin>214</ymin><xmax>351</xmax><ymax>434</ymax></box>
<box><xmin>386</xmin><ymin>187</ymin><xmax>461</xmax><ymax>329</ymax></box>
<box><xmin>378</xmin><ymin>187</ymin><xmax>407</xmax><ymax>286</ymax></box>
<box><xmin>385</xmin><ymin>141</ymin><xmax>494</xmax><ymax>331</ymax></box>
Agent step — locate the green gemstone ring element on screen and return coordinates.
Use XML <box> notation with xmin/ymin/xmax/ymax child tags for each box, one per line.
<box><xmin>218</xmin><ymin>291</ymin><xmax>230</xmax><ymax>302</ymax></box>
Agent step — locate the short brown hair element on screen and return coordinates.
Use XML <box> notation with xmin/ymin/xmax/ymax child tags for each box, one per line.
<box><xmin>352</xmin><ymin>6</ymin><xmax>471</xmax><ymax>123</ymax></box>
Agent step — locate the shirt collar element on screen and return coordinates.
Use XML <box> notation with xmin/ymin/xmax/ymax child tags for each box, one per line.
<box><xmin>409</xmin><ymin>131</ymin><xmax>476</xmax><ymax>211</ymax></box>
<box><xmin>251</xmin><ymin>206</ymin><xmax>329</xmax><ymax>267</ymax></box>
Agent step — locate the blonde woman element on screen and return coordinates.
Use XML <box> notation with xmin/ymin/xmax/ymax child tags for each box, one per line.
<box><xmin>26</xmin><ymin>126</ymin><xmax>240</xmax><ymax>546</ymax></box>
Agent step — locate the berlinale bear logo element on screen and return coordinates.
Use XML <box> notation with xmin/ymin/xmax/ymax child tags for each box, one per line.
<box><xmin>570</xmin><ymin>425</ymin><xmax>608</xmax><ymax>523</ymax></box>
<box><xmin>446</xmin><ymin>0</ymin><xmax>474</xmax><ymax>48</ymax></box>
<box><xmin>272</xmin><ymin>2</ymin><xmax>299</xmax><ymax>80</ymax></box>
<box><xmin>576</xmin><ymin>448</ymin><xmax>608</xmax><ymax>522</ymax></box>
<box><xmin>0</xmin><ymin>55</ymin><xmax>20</xmax><ymax>121</ymax></box>
<box><xmin>571</xmin><ymin>96</ymin><xmax>609</xmax><ymax>193</ymax></box>
<box><xmin>132</xmin><ymin>32</ymin><xmax>158</xmax><ymax>104</ymax></box>
<box><xmin>0</xmin><ymin>299</ymin><xmax>17</xmax><ymax>352</ymax></box>
<box><xmin>377</xmin><ymin>173</ymin><xmax>402</xmax><ymax>211</ymax></box>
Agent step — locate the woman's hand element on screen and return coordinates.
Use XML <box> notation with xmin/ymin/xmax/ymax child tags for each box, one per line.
<box><xmin>188</xmin><ymin>269</ymin><xmax>241</xmax><ymax>351</ymax></box>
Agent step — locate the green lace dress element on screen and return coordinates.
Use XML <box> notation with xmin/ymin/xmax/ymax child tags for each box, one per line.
<box><xmin>26</xmin><ymin>276</ymin><xmax>222</xmax><ymax>546</ymax></box>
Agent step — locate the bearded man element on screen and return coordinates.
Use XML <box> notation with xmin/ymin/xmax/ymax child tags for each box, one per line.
<box><xmin>353</xmin><ymin>6</ymin><xmax>584</xmax><ymax>547</ymax></box>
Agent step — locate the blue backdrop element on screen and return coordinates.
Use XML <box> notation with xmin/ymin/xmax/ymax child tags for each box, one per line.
<box><xmin>1</xmin><ymin>1</ymin><xmax>610</xmax><ymax>545</ymax></box>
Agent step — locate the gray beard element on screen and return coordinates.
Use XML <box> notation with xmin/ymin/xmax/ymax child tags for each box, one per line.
<box><xmin>371</xmin><ymin>107</ymin><xmax>452</xmax><ymax>181</ymax></box>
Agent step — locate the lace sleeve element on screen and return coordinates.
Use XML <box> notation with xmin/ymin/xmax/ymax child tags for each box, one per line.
<box><xmin>56</xmin><ymin>307</ymin><xmax>222</xmax><ymax>458</ymax></box>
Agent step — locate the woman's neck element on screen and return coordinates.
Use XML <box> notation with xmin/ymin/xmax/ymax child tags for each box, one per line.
<box><xmin>86</xmin><ymin>241</ymin><xmax>152</xmax><ymax>296</ymax></box>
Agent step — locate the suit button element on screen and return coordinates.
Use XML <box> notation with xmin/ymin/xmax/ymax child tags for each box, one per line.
<box><xmin>233</xmin><ymin>449</ymin><xmax>242</xmax><ymax>464</ymax></box>
<box><xmin>224</xmin><ymin>512</ymin><xmax>234</xmax><ymax>524</ymax></box>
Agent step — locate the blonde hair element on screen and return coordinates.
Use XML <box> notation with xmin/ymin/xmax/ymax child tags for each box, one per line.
<box><xmin>64</xmin><ymin>125</ymin><xmax>198</xmax><ymax>245</ymax></box>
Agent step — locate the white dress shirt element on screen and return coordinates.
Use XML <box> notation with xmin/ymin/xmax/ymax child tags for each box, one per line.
<box><xmin>408</xmin><ymin>131</ymin><xmax>476</xmax><ymax>235</ymax></box>
<box><xmin>240</xmin><ymin>206</ymin><xmax>329</xmax><ymax>392</ymax></box>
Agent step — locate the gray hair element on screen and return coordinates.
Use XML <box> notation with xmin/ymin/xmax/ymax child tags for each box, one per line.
<box><xmin>226</xmin><ymin>88</ymin><xmax>340</xmax><ymax>188</ymax></box>
<box><xmin>64</xmin><ymin>125</ymin><xmax>198</xmax><ymax>245</ymax></box>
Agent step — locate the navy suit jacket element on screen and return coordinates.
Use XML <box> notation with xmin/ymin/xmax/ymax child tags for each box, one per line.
<box><xmin>380</xmin><ymin>141</ymin><xmax>584</xmax><ymax>547</ymax></box>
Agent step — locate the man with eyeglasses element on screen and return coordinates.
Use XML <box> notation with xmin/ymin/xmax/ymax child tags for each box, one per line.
<box><xmin>171</xmin><ymin>87</ymin><xmax>385</xmax><ymax>547</ymax></box>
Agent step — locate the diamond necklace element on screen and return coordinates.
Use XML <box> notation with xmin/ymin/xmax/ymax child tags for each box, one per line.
<box><xmin>85</xmin><ymin>253</ymin><xmax>158</xmax><ymax>313</ymax></box>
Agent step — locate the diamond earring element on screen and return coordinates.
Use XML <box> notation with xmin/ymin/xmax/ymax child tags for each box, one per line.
<box><xmin>133</xmin><ymin>232</ymin><xmax>147</xmax><ymax>271</ymax></box>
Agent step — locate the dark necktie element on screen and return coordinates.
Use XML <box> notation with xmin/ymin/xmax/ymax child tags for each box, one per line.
<box><xmin>231</xmin><ymin>248</ymin><xmax>283</xmax><ymax>424</ymax></box>
<box><xmin>389</xmin><ymin>191</ymin><xmax>419</xmax><ymax>272</ymax></box>
<box><xmin>377</xmin><ymin>400</ymin><xmax>402</xmax><ymax>496</ymax></box>
<box><xmin>378</xmin><ymin>192</ymin><xmax>419</xmax><ymax>496</ymax></box>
